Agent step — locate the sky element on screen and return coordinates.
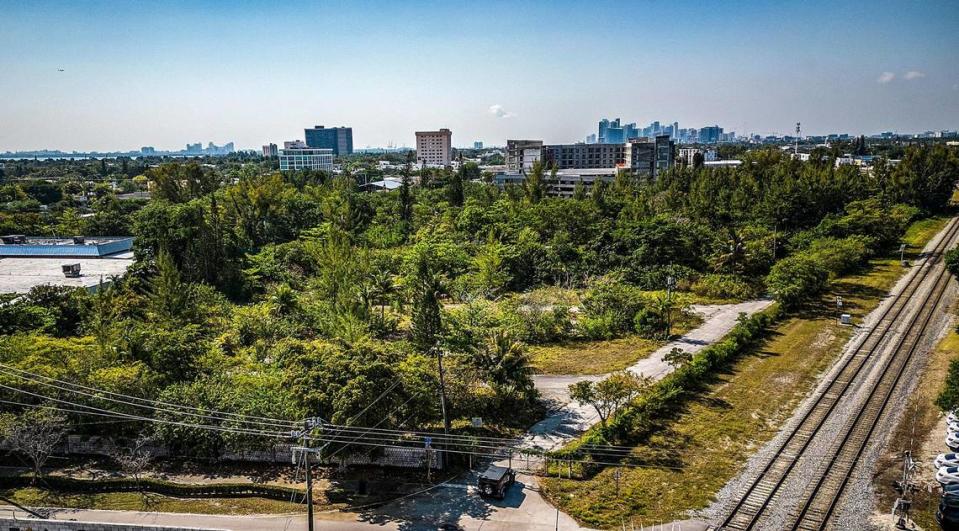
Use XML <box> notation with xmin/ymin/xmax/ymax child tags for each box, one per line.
<box><xmin>1</xmin><ymin>0</ymin><xmax>958</xmax><ymax>152</ymax></box>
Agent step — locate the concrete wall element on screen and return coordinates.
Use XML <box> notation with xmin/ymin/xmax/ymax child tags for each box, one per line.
<box><xmin>0</xmin><ymin>518</ymin><xmax>223</xmax><ymax>531</ymax></box>
<box><xmin>56</xmin><ymin>435</ymin><xmax>441</xmax><ymax>469</ymax></box>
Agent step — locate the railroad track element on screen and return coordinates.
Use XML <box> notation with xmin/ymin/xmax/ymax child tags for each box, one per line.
<box><xmin>719</xmin><ymin>217</ymin><xmax>959</xmax><ymax>531</ymax></box>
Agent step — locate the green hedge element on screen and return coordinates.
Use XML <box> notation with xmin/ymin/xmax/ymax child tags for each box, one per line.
<box><xmin>555</xmin><ymin>304</ymin><xmax>780</xmax><ymax>460</ymax></box>
<box><xmin>0</xmin><ymin>475</ymin><xmax>311</xmax><ymax>503</ymax></box>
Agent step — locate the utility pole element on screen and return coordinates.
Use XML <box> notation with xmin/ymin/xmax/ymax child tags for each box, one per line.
<box><xmin>893</xmin><ymin>450</ymin><xmax>915</xmax><ymax>529</ymax></box>
<box><xmin>435</xmin><ymin>347</ymin><xmax>451</xmax><ymax>468</ymax></box>
<box><xmin>795</xmin><ymin>122</ymin><xmax>801</xmax><ymax>157</ymax></box>
<box><xmin>665</xmin><ymin>276</ymin><xmax>676</xmax><ymax>338</ymax></box>
<box><xmin>436</xmin><ymin>348</ymin><xmax>451</xmax><ymax>435</ymax></box>
<box><xmin>304</xmin><ymin>445</ymin><xmax>314</xmax><ymax>531</ymax></box>
<box><xmin>293</xmin><ymin>417</ymin><xmax>324</xmax><ymax>531</ymax></box>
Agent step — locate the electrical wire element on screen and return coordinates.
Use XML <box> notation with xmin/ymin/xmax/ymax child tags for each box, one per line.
<box><xmin>0</xmin><ymin>362</ymin><xmax>298</xmax><ymax>428</ymax></box>
<box><xmin>0</xmin><ymin>361</ymin><xmax>651</xmax><ymax>454</ymax></box>
<box><xmin>0</xmin><ymin>384</ymin><xmax>289</xmax><ymax>440</ymax></box>
<box><xmin>0</xmin><ymin>363</ymin><xmax>650</xmax><ymax>461</ymax></box>
<box><xmin>0</xmin><ymin>388</ymin><xmax>687</xmax><ymax>472</ymax></box>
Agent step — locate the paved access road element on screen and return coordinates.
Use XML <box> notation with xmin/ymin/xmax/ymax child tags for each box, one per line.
<box><xmin>529</xmin><ymin>300</ymin><xmax>775</xmax><ymax>453</ymax></box>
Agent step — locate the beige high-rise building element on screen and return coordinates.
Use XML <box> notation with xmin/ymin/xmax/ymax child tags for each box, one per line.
<box><xmin>415</xmin><ymin>129</ymin><xmax>452</xmax><ymax>166</ymax></box>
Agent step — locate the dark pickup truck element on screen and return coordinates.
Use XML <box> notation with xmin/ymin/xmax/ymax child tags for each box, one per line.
<box><xmin>477</xmin><ymin>465</ymin><xmax>516</xmax><ymax>499</ymax></box>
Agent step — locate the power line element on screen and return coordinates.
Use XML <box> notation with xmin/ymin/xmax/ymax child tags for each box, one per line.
<box><xmin>0</xmin><ymin>362</ymin><xmax>649</xmax><ymax>457</ymax></box>
<box><xmin>0</xmin><ymin>362</ymin><xmax>643</xmax><ymax>451</ymax></box>
<box><xmin>0</xmin><ymin>362</ymin><xmax>297</xmax><ymax>428</ymax></box>
<box><xmin>0</xmin><ymin>364</ymin><xmax>295</xmax><ymax>431</ymax></box>
<box><xmin>0</xmin><ymin>387</ymin><xmax>682</xmax><ymax>472</ymax></box>
<box><xmin>0</xmin><ymin>383</ymin><xmax>289</xmax><ymax>440</ymax></box>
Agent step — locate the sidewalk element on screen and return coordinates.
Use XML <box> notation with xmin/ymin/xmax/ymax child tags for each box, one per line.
<box><xmin>527</xmin><ymin>299</ymin><xmax>774</xmax><ymax>453</ymax></box>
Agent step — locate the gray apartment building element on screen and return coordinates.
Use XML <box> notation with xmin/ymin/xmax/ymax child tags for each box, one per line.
<box><xmin>496</xmin><ymin>135</ymin><xmax>674</xmax><ymax>197</ymax></box>
<box><xmin>505</xmin><ymin>139</ymin><xmax>544</xmax><ymax>172</ymax></box>
<box><xmin>543</xmin><ymin>143</ymin><xmax>626</xmax><ymax>170</ymax></box>
<box><xmin>505</xmin><ymin>135</ymin><xmax>674</xmax><ymax>175</ymax></box>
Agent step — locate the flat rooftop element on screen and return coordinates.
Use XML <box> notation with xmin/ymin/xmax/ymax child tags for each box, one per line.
<box><xmin>0</xmin><ymin>236</ymin><xmax>133</xmax><ymax>258</ymax></box>
<box><xmin>0</xmin><ymin>256</ymin><xmax>134</xmax><ymax>294</ymax></box>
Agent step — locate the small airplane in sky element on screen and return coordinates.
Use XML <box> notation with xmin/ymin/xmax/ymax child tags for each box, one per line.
<box><xmin>57</xmin><ymin>68</ymin><xmax>64</xmax><ymax>72</ymax></box>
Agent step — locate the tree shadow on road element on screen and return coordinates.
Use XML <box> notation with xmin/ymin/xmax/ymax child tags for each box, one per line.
<box><xmin>355</xmin><ymin>473</ymin><xmax>530</xmax><ymax>530</ymax></box>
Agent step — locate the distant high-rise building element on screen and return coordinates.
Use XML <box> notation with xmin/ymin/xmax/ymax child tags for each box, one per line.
<box><xmin>598</xmin><ymin>119</ymin><xmax>611</xmax><ymax>144</ymax></box>
<box><xmin>586</xmin><ymin>134</ymin><xmax>597</xmax><ymax>144</ymax></box>
<box><xmin>279</xmin><ymin>147</ymin><xmax>333</xmax><ymax>172</ymax></box>
<box><xmin>596</xmin><ymin>119</ymin><xmax>729</xmax><ymax>145</ymax></box>
<box><xmin>262</xmin><ymin>143</ymin><xmax>278</xmax><ymax>158</ymax></box>
<box><xmin>186</xmin><ymin>143</ymin><xmax>202</xmax><ymax>154</ymax></box>
<box><xmin>284</xmin><ymin>140</ymin><xmax>307</xmax><ymax>149</ymax></box>
<box><xmin>598</xmin><ymin>118</ymin><xmax>625</xmax><ymax>144</ymax></box>
<box><xmin>304</xmin><ymin>125</ymin><xmax>353</xmax><ymax>155</ymax></box>
<box><xmin>140</xmin><ymin>146</ymin><xmax>155</xmax><ymax>155</ymax></box>
<box><xmin>415</xmin><ymin>129</ymin><xmax>452</xmax><ymax>166</ymax></box>
<box><xmin>474</xmin><ymin>141</ymin><xmax>484</xmax><ymax>149</ymax></box>
<box><xmin>699</xmin><ymin>125</ymin><xmax>723</xmax><ymax>144</ymax></box>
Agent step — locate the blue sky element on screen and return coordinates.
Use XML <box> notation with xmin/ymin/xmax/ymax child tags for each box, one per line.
<box><xmin>1</xmin><ymin>0</ymin><xmax>957</xmax><ymax>151</ymax></box>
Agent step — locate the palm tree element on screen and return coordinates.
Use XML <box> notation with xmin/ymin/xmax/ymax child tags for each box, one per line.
<box><xmin>368</xmin><ymin>269</ymin><xmax>396</xmax><ymax>321</ymax></box>
<box><xmin>268</xmin><ymin>283</ymin><xmax>298</xmax><ymax>317</ymax></box>
<box><xmin>476</xmin><ymin>330</ymin><xmax>534</xmax><ymax>401</ymax></box>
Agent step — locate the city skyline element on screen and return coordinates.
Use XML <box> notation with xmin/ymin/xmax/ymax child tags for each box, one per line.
<box><xmin>2</xmin><ymin>0</ymin><xmax>958</xmax><ymax>152</ymax></box>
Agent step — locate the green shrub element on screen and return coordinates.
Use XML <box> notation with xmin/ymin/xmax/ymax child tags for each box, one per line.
<box><xmin>946</xmin><ymin>247</ymin><xmax>959</xmax><ymax>278</ymax></box>
<box><xmin>501</xmin><ymin>303</ymin><xmax>573</xmax><ymax>344</ymax></box>
<box><xmin>805</xmin><ymin>236</ymin><xmax>873</xmax><ymax>277</ymax></box>
<box><xmin>633</xmin><ymin>308</ymin><xmax>665</xmax><ymax>338</ymax></box>
<box><xmin>577</xmin><ymin>314</ymin><xmax>619</xmax><ymax>340</ymax></box>
<box><xmin>691</xmin><ymin>274</ymin><xmax>756</xmax><ymax>300</ymax></box>
<box><xmin>765</xmin><ymin>255</ymin><xmax>828</xmax><ymax>309</ymax></box>
<box><xmin>580</xmin><ymin>277</ymin><xmax>646</xmax><ymax>336</ymax></box>
<box><xmin>625</xmin><ymin>264</ymin><xmax>698</xmax><ymax>291</ymax></box>
<box><xmin>937</xmin><ymin>357</ymin><xmax>959</xmax><ymax>413</ymax></box>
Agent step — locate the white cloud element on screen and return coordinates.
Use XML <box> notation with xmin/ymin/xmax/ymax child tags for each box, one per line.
<box><xmin>877</xmin><ymin>71</ymin><xmax>896</xmax><ymax>84</ymax></box>
<box><xmin>904</xmin><ymin>70</ymin><xmax>926</xmax><ymax>80</ymax></box>
<box><xmin>488</xmin><ymin>104</ymin><xmax>516</xmax><ymax>118</ymax></box>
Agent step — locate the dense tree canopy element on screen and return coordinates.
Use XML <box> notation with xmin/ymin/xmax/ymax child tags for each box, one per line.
<box><xmin>1</xmin><ymin>143</ymin><xmax>957</xmax><ymax>460</ymax></box>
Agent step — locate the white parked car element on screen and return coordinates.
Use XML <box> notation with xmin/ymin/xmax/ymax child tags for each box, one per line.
<box><xmin>947</xmin><ymin>432</ymin><xmax>959</xmax><ymax>451</ymax></box>
<box><xmin>949</xmin><ymin>421</ymin><xmax>959</xmax><ymax>432</ymax></box>
<box><xmin>937</xmin><ymin>453</ymin><xmax>959</xmax><ymax>469</ymax></box>
<box><xmin>939</xmin><ymin>466</ymin><xmax>959</xmax><ymax>485</ymax></box>
<box><xmin>948</xmin><ymin>411</ymin><xmax>959</xmax><ymax>424</ymax></box>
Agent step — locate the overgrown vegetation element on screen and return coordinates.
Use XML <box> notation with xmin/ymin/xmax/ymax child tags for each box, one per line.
<box><xmin>1</xmin><ymin>145</ymin><xmax>957</xmax><ymax>473</ymax></box>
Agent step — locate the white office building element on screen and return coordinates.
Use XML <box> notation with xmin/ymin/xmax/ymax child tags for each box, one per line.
<box><xmin>279</xmin><ymin>147</ymin><xmax>334</xmax><ymax>172</ymax></box>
